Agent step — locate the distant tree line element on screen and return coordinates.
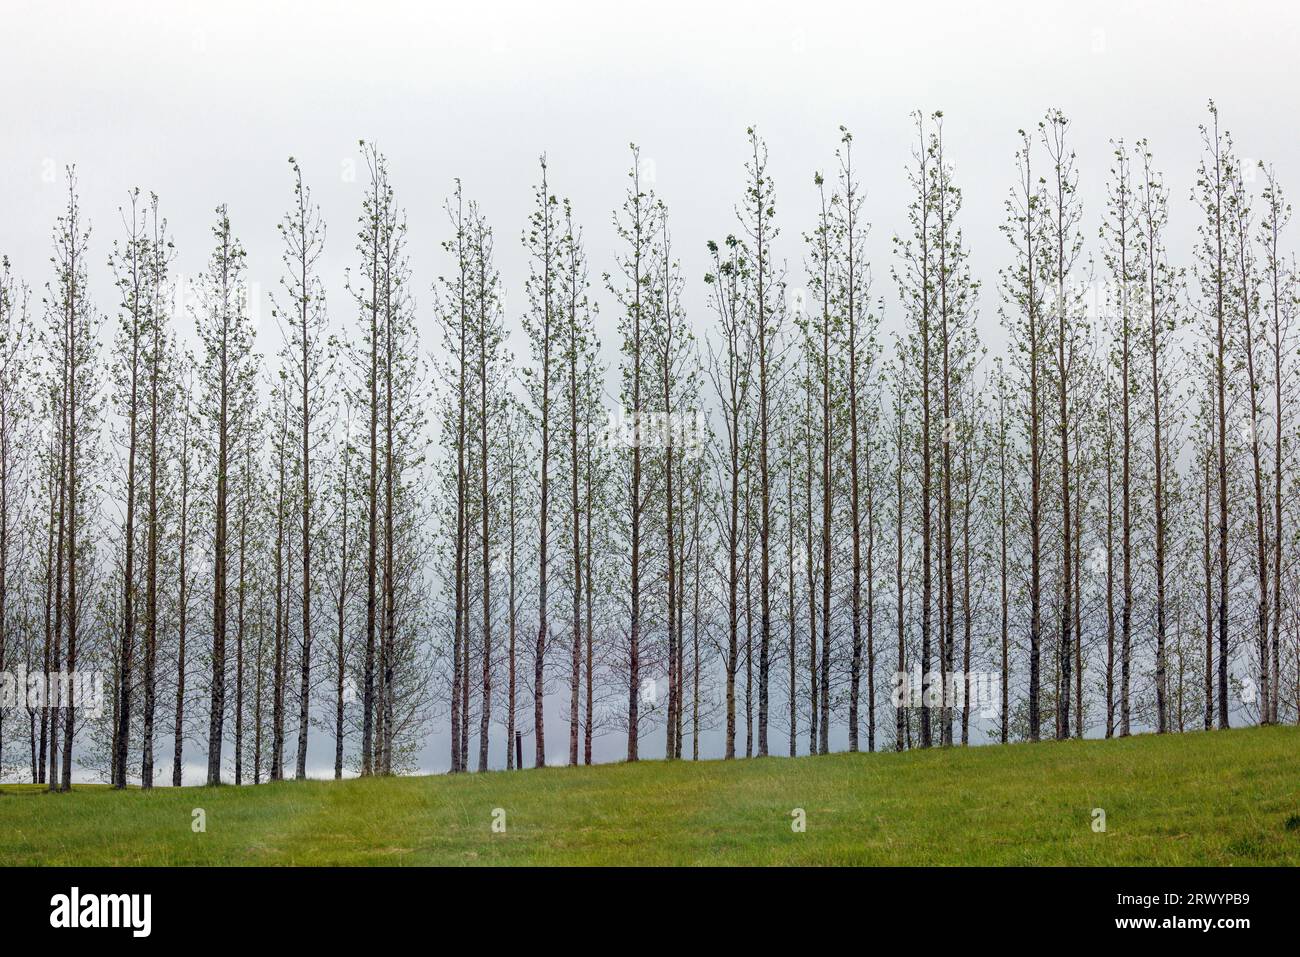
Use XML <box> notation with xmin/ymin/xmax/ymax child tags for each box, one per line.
<box><xmin>0</xmin><ymin>100</ymin><xmax>1295</xmax><ymax>788</ymax></box>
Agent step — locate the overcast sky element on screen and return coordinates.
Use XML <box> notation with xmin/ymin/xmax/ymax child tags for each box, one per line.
<box><xmin>3</xmin><ymin>1</ymin><xmax>1297</xmax><ymax>776</ymax></box>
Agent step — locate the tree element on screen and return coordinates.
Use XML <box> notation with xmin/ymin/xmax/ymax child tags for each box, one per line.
<box><xmin>140</xmin><ymin>197</ymin><xmax>172</xmax><ymax>788</ymax></box>
<box><xmin>375</xmin><ymin>159</ymin><xmax>417</xmax><ymax>777</ymax></box>
<box><xmin>804</xmin><ymin>169</ymin><xmax>836</xmax><ymax>757</ymax></box>
<box><xmin>581</xmin><ymin>368</ymin><xmax>609</xmax><ymax>764</ymax></box>
<box><xmin>0</xmin><ymin>257</ymin><xmax>33</xmax><ymax>776</ymax></box>
<box><xmin>46</xmin><ymin>169</ymin><xmax>99</xmax><ymax>792</ymax></box>
<box><xmin>233</xmin><ymin>393</ymin><xmax>263</xmax><ymax>784</ymax></box>
<box><xmin>1194</xmin><ymin>100</ymin><xmax>1234</xmax><ymax>729</ymax></box>
<box><xmin>895</xmin><ymin>113</ymin><xmax>938</xmax><ymax>747</ymax></box>
<box><xmin>837</xmin><ymin>128</ymin><xmax>880</xmax><ymax>754</ymax></box>
<box><xmin>336</xmin><ymin>145</ymin><xmax>421</xmax><ymax>776</ymax></box>
<box><xmin>323</xmin><ymin>394</ymin><xmax>358</xmax><ymax>779</ymax></box>
<box><xmin>647</xmin><ymin>202</ymin><xmax>695</xmax><ymax>760</ymax></box>
<box><xmin>108</xmin><ymin>189</ymin><xmax>151</xmax><ymax>788</ymax></box>
<box><xmin>348</xmin><ymin>143</ymin><xmax>388</xmax><ymax>775</ymax></box>
<box><xmin>270</xmin><ymin>368</ymin><xmax>291</xmax><ymax>780</ymax></box>
<box><xmin>1228</xmin><ymin>155</ymin><xmax>1269</xmax><ymax>726</ymax></box>
<box><xmin>1039</xmin><ymin>109</ymin><xmax>1086</xmax><ymax>740</ymax></box>
<box><xmin>468</xmin><ymin>198</ymin><xmax>505</xmax><ymax>771</ymax></box>
<box><xmin>930</xmin><ymin>113</ymin><xmax>979</xmax><ymax>746</ymax></box>
<box><xmin>608</xmin><ymin>146</ymin><xmax>659</xmax><ymax>762</ymax></box>
<box><xmin>498</xmin><ymin>394</ymin><xmax>534</xmax><ymax>769</ymax></box>
<box><xmin>271</xmin><ymin>158</ymin><xmax>329</xmax><ymax>779</ymax></box>
<box><xmin>524</xmin><ymin>156</ymin><xmax>561</xmax><ymax>768</ymax></box>
<box><xmin>197</xmin><ymin>206</ymin><xmax>257</xmax><ymax>787</ymax></box>
<box><xmin>739</xmin><ymin>128</ymin><xmax>783</xmax><ymax>758</ymax></box>
<box><xmin>433</xmin><ymin>179</ymin><xmax>471</xmax><ymax>774</ymax></box>
<box><xmin>889</xmin><ymin>351</ymin><xmax>912</xmax><ymax>751</ymax></box>
<box><xmin>1101</xmin><ymin>142</ymin><xmax>1138</xmax><ymax>738</ymax></box>
<box><xmin>1137</xmin><ymin>140</ymin><xmax>1180</xmax><ymax>735</ymax></box>
<box><xmin>993</xmin><ymin>360</ymin><xmax>1011</xmax><ymax>743</ymax></box>
<box><xmin>1000</xmin><ymin>128</ymin><xmax>1048</xmax><ymax>742</ymax></box>
<box><xmin>171</xmin><ymin>361</ymin><xmax>196</xmax><ymax>786</ymax></box>
<box><xmin>1259</xmin><ymin>165</ymin><xmax>1294</xmax><ymax>725</ymax></box>
<box><xmin>559</xmin><ymin>200</ymin><xmax>597</xmax><ymax>765</ymax></box>
<box><xmin>705</xmin><ymin>232</ymin><xmax>752</xmax><ymax>760</ymax></box>
<box><xmin>651</xmin><ymin>212</ymin><xmax>684</xmax><ymax>760</ymax></box>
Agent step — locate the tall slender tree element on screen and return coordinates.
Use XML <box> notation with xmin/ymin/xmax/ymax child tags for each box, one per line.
<box><xmin>895</xmin><ymin>113</ymin><xmax>937</xmax><ymax>747</ymax></box>
<box><xmin>0</xmin><ymin>258</ymin><xmax>32</xmax><ymax>776</ymax></box>
<box><xmin>109</xmin><ymin>189</ymin><xmax>151</xmax><ymax>788</ymax></box>
<box><xmin>468</xmin><ymin>198</ymin><xmax>504</xmax><ymax>772</ymax></box>
<box><xmin>140</xmin><ymin>197</ymin><xmax>171</xmax><ymax>789</ymax></box>
<box><xmin>197</xmin><ymin>206</ymin><xmax>257</xmax><ymax>787</ymax></box>
<box><xmin>272</xmin><ymin>158</ymin><xmax>328</xmax><ymax>779</ymax></box>
<box><xmin>609</xmin><ymin>146</ymin><xmax>659</xmax><ymax>762</ymax></box>
<box><xmin>1000</xmin><ymin>129</ymin><xmax>1047</xmax><ymax>742</ymax></box>
<box><xmin>1194</xmin><ymin>101</ymin><xmax>1234</xmax><ymax>728</ymax></box>
<box><xmin>1228</xmin><ymin>157</ymin><xmax>1269</xmax><ymax>725</ymax></box>
<box><xmin>1041</xmin><ymin>109</ymin><xmax>1085</xmax><ymax>740</ymax></box>
<box><xmin>705</xmin><ymin>233</ymin><xmax>752</xmax><ymax>760</ymax></box>
<box><xmin>1138</xmin><ymin>140</ymin><xmax>1179</xmax><ymax>736</ymax></box>
<box><xmin>524</xmin><ymin>156</ymin><xmax>561</xmax><ymax>768</ymax></box>
<box><xmin>739</xmin><ymin>128</ymin><xmax>783</xmax><ymax>757</ymax></box>
<box><xmin>171</xmin><ymin>362</ymin><xmax>195</xmax><ymax>786</ymax></box>
<box><xmin>49</xmin><ymin>170</ymin><xmax>98</xmax><ymax>792</ymax></box>
<box><xmin>1102</xmin><ymin>142</ymin><xmax>1138</xmax><ymax>738</ymax></box>
<box><xmin>1259</xmin><ymin>166</ymin><xmax>1293</xmax><ymax>725</ymax></box>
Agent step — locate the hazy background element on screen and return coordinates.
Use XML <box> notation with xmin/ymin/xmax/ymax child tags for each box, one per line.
<box><xmin>2</xmin><ymin>0</ymin><xmax>1297</xmax><ymax>776</ymax></box>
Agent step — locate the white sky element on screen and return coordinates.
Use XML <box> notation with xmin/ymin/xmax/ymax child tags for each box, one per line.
<box><xmin>3</xmin><ymin>0</ymin><xmax>1297</xmax><ymax>773</ymax></box>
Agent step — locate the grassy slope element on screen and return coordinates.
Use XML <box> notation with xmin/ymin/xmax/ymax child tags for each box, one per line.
<box><xmin>1</xmin><ymin>725</ymin><xmax>1297</xmax><ymax>865</ymax></box>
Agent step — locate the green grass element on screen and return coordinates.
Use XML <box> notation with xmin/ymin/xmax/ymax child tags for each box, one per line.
<box><xmin>2</xmin><ymin>725</ymin><xmax>1297</xmax><ymax>865</ymax></box>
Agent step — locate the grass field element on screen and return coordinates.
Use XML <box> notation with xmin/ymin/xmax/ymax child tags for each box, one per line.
<box><xmin>1</xmin><ymin>725</ymin><xmax>1297</xmax><ymax>865</ymax></box>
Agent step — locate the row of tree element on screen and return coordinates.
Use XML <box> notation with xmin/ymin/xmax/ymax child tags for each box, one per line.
<box><xmin>0</xmin><ymin>101</ymin><xmax>1295</xmax><ymax>788</ymax></box>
